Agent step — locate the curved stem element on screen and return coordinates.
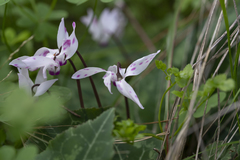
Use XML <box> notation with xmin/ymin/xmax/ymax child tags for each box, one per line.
<box><xmin>68</xmin><ymin>59</ymin><xmax>84</xmax><ymax>109</ymax></box>
<box><xmin>158</xmin><ymin>81</ymin><xmax>176</xmax><ymax>132</ymax></box>
<box><xmin>76</xmin><ymin>50</ymin><xmax>102</xmax><ymax>108</ymax></box>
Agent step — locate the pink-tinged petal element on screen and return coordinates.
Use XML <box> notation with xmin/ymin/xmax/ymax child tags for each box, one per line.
<box><xmin>35</xmin><ymin>68</ymin><xmax>46</xmax><ymax>84</ymax></box>
<box><xmin>57</xmin><ymin>18</ymin><xmax>67</xmax><ymax>49</ymax></box>
<box><xmin>34</xmin><ymin>79</ymin><xmax>58</xmax><ymax>97</ymax></box>
<box><xmin>65</xmin><ymin>22</ymin><xmax>78</xmax><ymax>59</ymax></box>
<box><xmin>34</xmin><ymin>47</ymin><xmax>51</xmax><ymax>57</ymax></box>
<box><xmin>23</xmin><ymin>56</ymin><xmax>58</xmax><ymax>79</ymax></box>
<box><xmin>72</xmin><ymin>67</ymin><xmax>106</xmax><ymax>79</ymax></box>
<box><xmin>125</xmin><ymin>50</ymin><xmax>160</xmax><ymax>77</ymax></box>
<box><xmin>116</xmin><ymin>79</ymin><xmax>144</xmax><ymax>109</ymax></box>
<box><xmin>103</xmin><ymin>73</ymin><xmax>113</xmax><ymax>94</ymax></box>
<box><xmin>9</xmin><ymin>56</ymin><xmax>29</xmax><ymax>68</ymax></box>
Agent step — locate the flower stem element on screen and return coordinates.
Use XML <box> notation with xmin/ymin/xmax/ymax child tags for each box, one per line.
<box><xmin>68</xmin><ymin>58</ymin><xmax>84</xmax><ymax>109</ymax></box>
<box><xmin>76</xmin><ymin>50</ymin><xmax>102</xmax><ymax>108</ymax></box>
<box><xmin>125</xmin><ymin>96</ymin><xmax>130</xmax><ymax>119</ymax></box>
<box><xmin>158</xmin><ymin>81</ymin><xmax>176</xmax><ymax>132</ymax></box>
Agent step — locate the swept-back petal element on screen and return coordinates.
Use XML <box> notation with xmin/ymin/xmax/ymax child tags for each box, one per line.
<box><xmin>57</xmin><ymin>18</ymin><xmax>67</xmax><ymax>49</ymax></box>
<box><xmin>35</xmin><ymin>68</ymin><xmax>46</xmax><ymax>84</ymax></box>
<box><xmin>9</xmin><ymin>56</ymin><xmax>29</xmax><ymax>68</ymax></box>
<box><xmin>34</xmin><ymin>79</ymin><xmax>58</xmax><ymax>97</ymax></box>
<box><xmin>65</xmin><ymin>22</ymin><xmax>78</xmax><ymax>60</ymax></box>
<box><xmin>72</xmin><ymin>67</ymin><xmax>106</xmax><ymax>79</ymax></box>
<box><xmin>18</xmin><ymin>68</ymin><xmax>33</xmax><ymax>95</ymax></box>
<box><xmin>115</xmin><ymin>79</ymin><xmax>144</xmax><ymax>109</ymax></box>
<box><xmin>103</xmin><ymin>72</ymin><xmax>113</xmax><ymax>94</ymax></box>
<box><xmin>125</xmin><ymin>50</ymin><xmax>160</xmax><ymax>78</ymax></box>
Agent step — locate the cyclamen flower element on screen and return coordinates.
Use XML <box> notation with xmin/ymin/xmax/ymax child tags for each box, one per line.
<box><xmin>72</xmin><ymin>50</ymin><xmax>160</xmax><ymax>109</ymax></box>
<box><xmin>18</xmin><ymin>68</ymin><xmax>58</xmax><ymax>96</ymax></box>
<box><xmin>81</xmin><ymin>8</ymin><xmax>126</xmax><ymax>45</ymax></box>
<box><xmin>13</xmin><ymin>18</ymin><xmax>78</xmax><ymax>78</ymax></box>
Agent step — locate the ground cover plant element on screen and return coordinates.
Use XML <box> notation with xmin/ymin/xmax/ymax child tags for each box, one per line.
<box><xmin>0</xmin><ymin>0</ymin><xmax>240</xmax><ymax>159</ymax></box>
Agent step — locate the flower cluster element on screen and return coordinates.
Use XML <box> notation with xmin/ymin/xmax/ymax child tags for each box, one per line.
<box><xmin>9</xmin><ymin>14</ymin><xmax>159</xmax><ymax>109</ymax></box>
<box><xmin>81</xmin><ymin>8</ymin><xmax>126</xmax><ymax>45</ymax></box>
<box><xmin>72</xmin><ymin>50</ymin><xmax>160</xmax><ymax>109</ymax></box>
<box><xmin>10</xmin><ymin>18</ymin><xmax>78</xmax><ymax>96</ymax></box>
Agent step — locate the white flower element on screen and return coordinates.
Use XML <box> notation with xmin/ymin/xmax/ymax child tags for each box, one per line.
<box><xmin>18</xmin><ymin>68</ymin><xmax>58</xmax><ymax>96</ymax></box>
<box><xmin>11</xmin><ymin>18</ymin><xmax>78</xmax><ymax>78</ymax></box>
<box><xmin>81</xmin><ymin>8</ymin><xmax>126</xmax><ymax>45</ymax></box>
<box><xmin>72</xmin><ymin>50</ymin><xmax>160</xmax><ymax>109</ymax></box>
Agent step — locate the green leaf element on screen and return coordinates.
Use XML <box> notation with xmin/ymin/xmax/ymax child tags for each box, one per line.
<box><xmin>0</xmin><ymin>0</ymin><xmax>10</xmax><ymax>6</ymax></box>
<box><xmin>67</xmin><ymin>0</ymin><xmax>88</xmax><ymax>5</ymax></box>
<box><xmin>0</xmin><ymin>145</ymin><xmax>37</xmax><ymax>160</ymax></box>
<box><xmin>101</xmin><ymin>0</ymin><xmax>113</xmax><ymax>2</ymax></box>
<box><xmin>218</xmin><ymin>79</ymin><xmax>235</xmax><ymax>92</ymax></box>
<box><xmin>48</xmin><ymin>86</ymin><xmax>72</xmax><ymax>104</ymax></box>
<box><xmin>172</xmin><ymin>90</ymin><xmax>184</xmax><ymax>98</ymax></box>
<box><xmin>113</xmin><ymin>119</ymin><xmax>146</xmax><ymax>144</ymax></box>
<box><xmin>113</xmin><ymin>137</ymin><xmax>162</xmax><ymax>160</ymax></box>
<box><xmin>15</xmin><ymin>146</ymin><xmax>38</xmax><ymax>160</ymax></box>
<box><xmin>175</xmin><ymin>76</ymin><xmax>188</xmax><ymax>88</ymax></box>
<box><xmin>48</xmin><ymin>10</ymin><xmax>68</xmax><ymax>20</ymax></box>
<box><xmin>155</xmin><ymin>60</ymin><xmax>166</xmax><ymax>71</ymax></box>
<box><xmin>167</xmin><ymin>67</ymin><xmax>179</xmax><ymax>76</ymax></box>
<box><xmin>179</xmin><ymin>64</ymin><xmax>193</xmax><ymax>79</ymax></box>
<box><xmin>0</xmin><ymin>146</ymin><xmax>15</xmax><ymax>160</ymax></box>
<box><xmin>194</xmin><ymin>92</ymin><xmax>226</xmax><ymax>118</ymax></box>
<box><xmin>36</xmin><ymin>108</ymin><xmax>115</xmax><ymax>160</ymax></box>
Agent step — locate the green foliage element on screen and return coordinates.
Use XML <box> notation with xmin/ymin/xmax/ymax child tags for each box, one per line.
<box><xmin>14</xmin><ymin>2</ymin><xmax>68</xmax><ymax>41</ymax></box>
<box><xmin>172</xmin><ymin>90</ymin><xmax>184</xmax><ymax>98</ymax></box>
<box><xmin>113</xmin><ymin>119</ymin><xmax>146</xmax><ymax>144</ymax></box>
<box><xmin>67</xmin><ymin>0</ymin><xmax>89</xmax><ymax>5</ymax></box>
<box><xmin>203</xmin><ymin>74</ymin><xmax>235</xmax><ymax>96</ymax></box>
<box><xmin>0</xmin><ymin>0</ymin><xmax>9</xmax><ymax>6</ymax></box>
<box><xmin>206</xmin><ymin>142</ymin><xmax>234</xmax><ymax>160</ymax></box>
<box><xmin>36</xmin><ymin>108</ymin><xmax>115</xmax><ymax>160</ymax></box>
<box><xmin>167</xmin><ymin>67</ymin><xmax>179</xmax><ymax>76</ymax></box>
<box><xmin>175</xmin><ymin>64</ymin><xmax>193</xmax><ymax>88</ymax></box>
<box><xmin>114</xmin><ymin>138</ymin><xmax>162</xmax><ymax>160</ymax></box>
<box><xmin>0</xmin><ymin>145</ymin><xmax>37</xmax><ymax>160</ymax></box>
<box><xmin>4</xmin><ymin>28</ymin><xmax>31</xmax><ymax>46</ymax></box>
<box><xmin>0</xmin><ymin>85</ymin><xmax>65</xmax><ymax>142</ymax></box>
<box><xmin>28</xmin><ymin>106</ymin><xmax>111</xmax><ymax>151</ymax></box>
<box><xmin>48</xmin><ymin>86</ymin><xmax>72</xmax><ymax>104</ymax></box>
<box><xmin>194</xmin><ymin>92</ymin><xmax>226</xmax><ymax>118</ymax></box>
<box><xmin>155</xmin><ymin>60</ymin><xmax>166</xmax><ymax>71</ymax></box>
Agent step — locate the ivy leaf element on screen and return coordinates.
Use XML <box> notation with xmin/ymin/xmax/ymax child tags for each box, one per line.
<box><xmin>172</xmin><ymin>90</ymin><xmax>184</xmax><ymax>98</ymax></box>
<box><xmin>36</xmin><ymin>108</ymin><xmax>115</xmax><ymax>160</ymax></box>
<box><xmin>155</xmin><ymin>60</ymin><xmax>166</xmax><ymax>71</ymax></box>
<box><xmin>175</xmin><ymin>64</ymin><xmax>193</xmax><ymax>88</ymax></box>
<box><xmin>194</xmin><ymin>92</ymin><xmax>226</xmax><ymax>118</ymax></box>
<box><xmin>66</xmin><ymin>0</ymin><xmax>88</xmax><ymax>5</ymax></box>
<box><xmin>179</xmin><ymin>64</ymin><xmax>193</xmax><ymax>79</ymax></box>
<box><xmin>113</xmin><ymin>119</ymin><xmax>146</xmax><ymax>144</ymax></box>
<box><xmin>167</xmin><ymin>67</ymin><xmax>179</xmax><ymax>76</ymax></box>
